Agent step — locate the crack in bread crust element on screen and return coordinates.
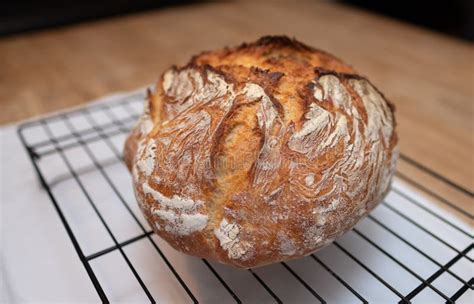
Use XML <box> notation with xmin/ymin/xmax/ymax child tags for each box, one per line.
<box><xmin>124</xmin><ymin>35</ymin><xmax>398</xmax><ymax>268</ymax></box>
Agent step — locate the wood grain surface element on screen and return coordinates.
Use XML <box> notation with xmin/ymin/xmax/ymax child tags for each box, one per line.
<box><xmin>0</xmin><ymin>0</ymin><xmax>472</xmax><ymax>219</ymax></box>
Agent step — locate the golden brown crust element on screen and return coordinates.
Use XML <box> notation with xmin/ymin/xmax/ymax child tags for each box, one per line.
<box><xmin>124</xmin><ymin>36</ymin><xmax>399</xmax><ymax>268</ymax></box>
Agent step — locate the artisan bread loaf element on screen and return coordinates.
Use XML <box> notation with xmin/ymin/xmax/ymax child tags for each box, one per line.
<box><xmin>124</xmin><ymin>36</ymin><xmax>398</xmax><ymax>268</ymax></box>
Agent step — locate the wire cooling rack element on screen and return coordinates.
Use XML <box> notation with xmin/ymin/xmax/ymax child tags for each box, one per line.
<box><xmin>17</xmin><ymin>91</ymin><xmax>473</xmax><ymax>303</ymax></box>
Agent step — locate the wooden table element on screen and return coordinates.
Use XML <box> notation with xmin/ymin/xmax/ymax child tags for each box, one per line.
<box><xmin>0</xmin><ymin>1</ymin><xmax>472</xmax><ymax>221</ymax></box>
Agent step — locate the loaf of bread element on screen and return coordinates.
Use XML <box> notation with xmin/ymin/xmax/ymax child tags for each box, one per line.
<box><xmin>124</xmin><ymin>36</ymin><xmax>398</xmax><ymax>268</ymax></box>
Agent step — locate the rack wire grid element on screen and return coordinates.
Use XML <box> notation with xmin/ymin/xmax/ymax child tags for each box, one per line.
<box><xmin>17</xmin><ymin>91</ymin><xmax>473</xmax><ymax>304</ymax></box>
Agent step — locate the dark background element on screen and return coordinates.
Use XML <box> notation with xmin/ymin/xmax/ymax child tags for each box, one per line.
<box><xmin>0</xmin><ymin>0</ymin><xmax>473</xmax><ymax>41</ymax></box>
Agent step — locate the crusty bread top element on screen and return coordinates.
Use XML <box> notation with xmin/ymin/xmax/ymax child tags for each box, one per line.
<box><xmin>160</xmin><ymin>36</ymin><xmax>356</xmax><ymax>122</ymax></box>
<box><xmin>124</xmin><ymin>36</ymin><xmax>398</xmax><ymax>268</ymax></box>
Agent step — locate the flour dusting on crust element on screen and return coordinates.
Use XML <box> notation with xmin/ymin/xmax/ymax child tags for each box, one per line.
<box><xmin>136</xmin><ymin>139</ymin><xmax>157</xmax><ymax>177</ymax></box>
<box><xmin>214</xmin><ymin>218</ymin><xmax>252</xmax><ymax>260</ymax></box>
<box><xmin>153</xmin><ymin>209</ymin><xmax>208</xmax><ymax>235</ymax></box>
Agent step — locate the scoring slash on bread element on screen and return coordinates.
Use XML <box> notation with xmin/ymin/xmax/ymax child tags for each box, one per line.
<box><xmin>124</xmin><ymin>36</ymin><xmax>399</xmax><ymax>268</ymax></box>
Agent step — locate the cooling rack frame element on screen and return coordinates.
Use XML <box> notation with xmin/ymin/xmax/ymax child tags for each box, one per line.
<box><xmin>17</xmin><ymin>92</ymin><xmax>473</xmax><ymax>303</ymax></box>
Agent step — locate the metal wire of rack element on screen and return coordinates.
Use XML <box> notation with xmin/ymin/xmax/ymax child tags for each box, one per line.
<box><xmin>17</xmin><ymin>92</ymin><xmax>473</xmax><ymax>303</ymax></box>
